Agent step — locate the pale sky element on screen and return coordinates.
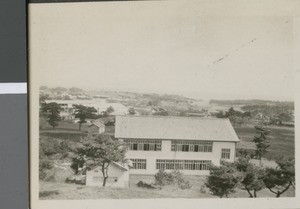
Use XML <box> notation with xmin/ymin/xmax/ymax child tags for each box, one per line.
<box><xmin>29</xmin><ymin>0</ymin><xmax>300</xmax><ymax>101</ymax></box>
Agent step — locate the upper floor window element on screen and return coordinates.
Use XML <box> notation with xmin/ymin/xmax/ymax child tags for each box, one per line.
<box><xmin>131</xmin><ymin>159</ymin><xmax>147</xmax><ymax>169</ymax></box>
<box><xmin>124</xmin><ymin>139</ymin><xmax>161</xmax><ymax>151</ymax></box>
<box><xmin>221</xmin><ymin>148</ymin><xmax>231</xmax><ymax>159</ymax></box>
<box><xmin>171</xmin><ymin>140</ymin><xmax>213</xmax><ymax>152</ymax></box>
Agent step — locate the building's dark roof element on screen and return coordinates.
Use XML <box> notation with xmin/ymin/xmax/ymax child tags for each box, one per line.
<box><xmin>115</xmin><ymin>115</ymin><xmax>239</xmax><ymax>142</ymax></box>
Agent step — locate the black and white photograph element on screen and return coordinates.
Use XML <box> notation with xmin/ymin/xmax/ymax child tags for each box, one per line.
<box><xmin>29</xmin><ymin>0</ymin><xmax>300</xmax><ymax>208</ymax></box>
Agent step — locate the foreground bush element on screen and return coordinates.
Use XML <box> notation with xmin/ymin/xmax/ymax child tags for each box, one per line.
<box><xmin>205</xmin><ymin>162</ymin><xmax>239</xmax><ymax>198</ymax></box>
<box><xmin>40</xmin><ymin>137</ymin><xmax>72</xmax><ymax>156</ymax></box>
<box><xmin>205</xmin><ymin>157</ymin><xmax>295</xmax><ymax>198</ymax></box>
<box><xmin>39</xmin><ymin>157</ymin><xmax>54</xmax><ymax>180</ymax></box>
<box><xmin>154</xmin><ymin>170</ymin><xmax>191</xmax><ymax>189</ymax></box>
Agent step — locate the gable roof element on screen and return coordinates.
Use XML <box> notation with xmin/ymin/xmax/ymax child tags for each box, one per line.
<box><xmin>90</xmin><ymin>119</ymin><xmax>105</xmax><ymax>128</ymax></box>
<box><xmin>115</xmin><ymin>116</ymin><xmax>239</xmax><ymax>142</ymax></box>
<box><xmin>111</xmin><ymin>161</ymin><xmax>129</xmax><ymax>171</ymax></box>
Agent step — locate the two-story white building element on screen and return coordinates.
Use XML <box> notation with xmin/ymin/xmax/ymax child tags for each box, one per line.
<box><xmin>115</xmin><ymin>115</ymin><xmax>239</xmax><ymax>175</ymax></box>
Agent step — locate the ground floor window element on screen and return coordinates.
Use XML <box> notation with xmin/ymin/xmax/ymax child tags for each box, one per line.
<box><xmin>156</xmin><ymin>159</ymin><xmax>211</xmax><ymax>170</ymax></box>
<box><xmin>131</xmin><ymin>159</ymin><xmax>147</xmax><ymax>169</ymax></box>
<box><xmin>221</xmin><ymin>148</ymin><xmax>231</xmax><ymax>159</ymax></box>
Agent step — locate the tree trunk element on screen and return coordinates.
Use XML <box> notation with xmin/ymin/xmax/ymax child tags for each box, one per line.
<box><xmin>276</xmin><ymin>183</ymin><xmax>291</xmax><ymax>198</ymax></box>
<box><xmin>79</xmin><ymin>123</ymin><xmax>82</xmax><ymax>131</ymax></box>
<box><xmin>259</xmin><ymin>155</ymin><xmax>262</xmax><ymax>166</ymax></box>
<box><xmin>245</xmin><ymin>187</ymin><xmax>253</xmax><ymax>198</ymax></box>
<box><xmin>254</xmin><ymin>190</ymin><xmax>257</xmax><ymax>198</ymax></box>
<box><xmin>103</xmin><ymin>176</ymin><xmax>108</xmax><ymax>187</ymax></box>
<box><xmin>101</xmin><ymin>162</ymin><xmax>110</xmax><ymax>187</ymax></box>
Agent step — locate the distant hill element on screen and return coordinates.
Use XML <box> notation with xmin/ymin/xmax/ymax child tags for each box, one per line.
<box><xmin>210</xmin><ymin>99</ymin><xmax>293</xmax><ymax>106</ymax></box>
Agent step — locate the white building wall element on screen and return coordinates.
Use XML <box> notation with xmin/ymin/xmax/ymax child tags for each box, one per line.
<box><xmin>124</xmin><ymin>139</ymin><xmax>236</xmax><ymax>175</ymax></box>
<box><xmin>86</xmin><ymin>164</ymin><xmax>129</xmax><ymax>187</ymax></box>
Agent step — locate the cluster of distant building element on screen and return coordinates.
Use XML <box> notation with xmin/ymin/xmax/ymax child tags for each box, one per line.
<box><xmin>44</xmin><ymin>99</ymin><xmax>129</xmax><ymax>121</ymax></box>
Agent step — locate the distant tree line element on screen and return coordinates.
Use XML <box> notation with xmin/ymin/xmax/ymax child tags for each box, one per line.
<box><xmin>40</xmin><ymin>102</ymin><xmax>115</xmax><ymax>130</ymax></box>
<box><xmin>215</xmin><ymin>107</ymin><xmax>251</xmax><ymax>126</ymax></box>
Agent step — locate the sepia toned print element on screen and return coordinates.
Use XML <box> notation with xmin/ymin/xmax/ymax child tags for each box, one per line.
<box><xmin>29</xmin><ymin>1</ymin><xmax>300</xmax><ymax>209</ymax></box>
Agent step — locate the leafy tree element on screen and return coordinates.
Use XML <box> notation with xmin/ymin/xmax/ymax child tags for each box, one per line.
<box><xmin>128</xmin><ymin>107</ymin><xmax>136</xmax><ymax>115</ymax></box>
<box><xmin>278</xmin><ymin>112</ymin><xmax>293</xmax><ymax>123</ymax></box>
<box><xmin>215</xmin><ymin>108</ymin><xmax>245</xmax><ymax>126</ymax></box>
<box><xmin>240</xmin><ymin>164</ymin><xmax>265</xmax><ymax>198</ymax></box>
<box><xmin>39</xmin><ymin>93</ymin><xmax>50</xmax><ymax>105</ymax></box>
<box><xmin>226</xmin><ymin>107</ymin><xmax>236</xmax><ymax>117</ymax></box>
<box><xmin>234</xmin><ymin>155</ymin><xmax>251</xmax><ymax>172</ymax></box>
<box><xmin>215</xmin><ymin>110</ymin><xmax>226</xmax><ymax>118</ymax></box>
<box><xmin>276</xmin><ymin>157</ymin><xmax>295</xmax><ymax>189</ymax></box>
<box><xmin>205</xmin><ymin>162</ymin><xmax>239</xmax><ymax>198</ymax></box>
<box><xmin>73</xmin><ymin>134</ymin><xmax>127</xmax><ymax>187</ymax></box>
<box><xmin>252</xmin><ymin>126</ymin><xmax>271</xmax><ymax>166</ymax></box>
<box><xmin>262</xmin><ymin>157</ymin><xmax>295</xmax><ymax>197</ymax></box>
<box><xmin>41</xmin><ymin>102</ymin><xmax>62</xmax><ymax>129</ymax></box>
<box><xmin>242</xmin><ymin>111</ymin><xmax>252</xmax><ymax>118</ymax></box>
<box><xmin>100</xmin><ymin>106</ymin><xmax>115</xmax><ymax>117</ymax></box>
<box><xmin>73</xmin><ymin>105</ymin><xmax>97</xmax><ymax>130</ymax></box>
<box><xmin>106</xmin><ymin>106</ymin><xmax>114</xmax><ymax>114</ymax></box>
<box><xmin>71</xmin><ymin>155</ymin><xmax>86</xmax><ymax>174</ymax></box>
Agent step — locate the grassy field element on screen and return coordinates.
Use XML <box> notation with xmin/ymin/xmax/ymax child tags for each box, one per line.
<box><xmin>39</xmin><ymin>174</ymin><xmax>295</xmax><ymax>199</ymax></box>
<box><xmin>40</xmin><ymin>118</ymin><xmax>116</xmax><ymax>141</ymax></box>
<box><xmin>234</xmin><ymin>126</ymin><xmax>295</xmax><ymax>160</ymax></box>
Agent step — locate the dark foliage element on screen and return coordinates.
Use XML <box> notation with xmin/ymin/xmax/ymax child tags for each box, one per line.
<box><xmin>205</xmin><ymin>161</ymin><xmax>239</xmax><ymax>198</ymax></box>
<box><xmin>41</xmin><ymin>102</ymin><xmax>62</xmax><ymax>129</ymax></box>
<box><xmin>154</xmin><ymin>170</ymin><xmax>191</xmax><ymax>189</ymax></box>
<box><xmin>252</xmin><ymin>126</ymin><xmax>271</xmax><ymax>165</ymax></box>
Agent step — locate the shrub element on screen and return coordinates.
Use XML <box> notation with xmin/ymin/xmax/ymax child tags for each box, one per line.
<box><xmin>240</xmin><ymin>164</ymin><xmax>265</xmax><ymax>198</ymax></box>
<box><xmin>236</xmin><ymin>149</ymin><xmax>256</xmax><ymax>159</ymax></box>
<box><xmin>39</xmin><ymin>158</ymin><xmax>53</xmax><ymax>180</ymax></box>
<box><xmin>154</xmin><ymin>170</ymin><xmax>191</xmax><ymax>189</ymax></box>
<box><xmin>263</xmin><ymin>158</ymin><xmax>295</xmax><ymax>197</ymax></box>
<box><xmin>234</xmin><ymin>156</ymin><xmax>251</xmax><ymax>172</ymax></box>
<box><xmin>154</xmin><ymin>169</ymin><xmax>174</xmax><ymax>186</ymax></box>
<box><xmin>205</xmin><ymin>162</ymin><xmax>239</xmax><ymax>198</ymax></box>
<box><xmin>200</xmin><ymin>185</ymin><xmax>207</xmax><ymax>194</ymax></box>
<box><xmin>178</xmin><ymin>179</ymin><xmax>192</xmax><ymax>190</ymax></box>
<box><xmin>40</xmin><ymin>137</ymin><xmax>72</xmax><ymax>156</ymax></box>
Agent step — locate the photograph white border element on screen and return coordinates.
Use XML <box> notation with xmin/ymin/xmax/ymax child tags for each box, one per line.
<box><xmin>29</xmin><ymin>1</ymin><xmax>300</xmax><ymax>208</ymax></box>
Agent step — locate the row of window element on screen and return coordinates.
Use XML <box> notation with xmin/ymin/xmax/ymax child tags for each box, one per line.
<box><xmin>171</xmin><ymin>141</ymin><xmax>213</xmax><ymax>152</ymax></box>
<box><xmin>124</xmin><ymin>139</ymin><xmax>213</xmax><ymax>152</ymax></box>
<box><xmin>130</xmin><ymin>159</ymin><xmax>212</xmax><ymax>170</ymax></box>
<box><xmin>131</xmin><ymin>159</ymin><xmax>147</xmax><ymax>169</ymax></box>
<box><xmin>156</xmin><ymin>159</ymin><xmax>211</xmax><ymax>170</ymax></box>
<box><xmin>124</xmin><ymin>139</ymin><xmax>162</xmax><ymax>151</ymax></box>
<box><xmin>130</xmin><ymin>149</ymin><xmax>230</xmax><ymax>170</ymax></box>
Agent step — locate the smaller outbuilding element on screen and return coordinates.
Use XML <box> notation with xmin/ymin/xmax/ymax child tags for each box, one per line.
<box><xmin>88</xmin><ymin>119</ymin><xmax>105</xmax><ymax>136</ymax></box>
<box><xmin>86</xmin><ymin>161</ymin><xmax>131</xmax><ymax>188</ymax></box>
